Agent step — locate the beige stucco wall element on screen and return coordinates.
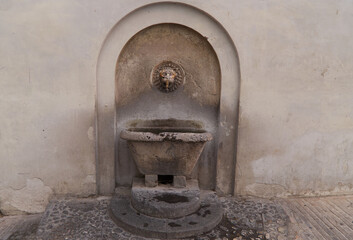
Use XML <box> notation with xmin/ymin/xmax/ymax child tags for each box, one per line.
<box><xmin>233</xmin><ymin>0</ymin><xmax>353</xmax><ymax>197</ymax></box>
<box><xmin>0</xmin><ymin>0</ymin><xmax>352</xmax><ymax>214</ymax></box>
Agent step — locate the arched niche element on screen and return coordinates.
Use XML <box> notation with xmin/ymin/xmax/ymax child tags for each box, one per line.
<box><xmin>96</xmin><ymin>2</ymin><xmax>241</xmax><ymax>195</ymax></box>
<box><xmin>115</xmin><ymin>23</ymin><xmax>221</xmax><ymax>191</ymax></box>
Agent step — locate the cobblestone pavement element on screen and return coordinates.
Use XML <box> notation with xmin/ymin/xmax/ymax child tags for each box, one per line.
<box><xmin>4</xmin><ymin>195</ymin><xmax>353</xmax><ymax>240</ymax></box>
<box><xmin>31</xmin><ymin>195</ymin><xmax>290</xmax><ymax>240</ymax></box>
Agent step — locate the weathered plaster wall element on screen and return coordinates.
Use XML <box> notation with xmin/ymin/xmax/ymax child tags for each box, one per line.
<box><xmin>0</xmin><ymin>1</ymin><xmax>101</xmax><ymax>214</ymax></box>
<box><xmin>0</xmin><ymin>0</ymin><xmax>352</xmax><ymax>214</ymax></box>
<box><xmin>232</xmin><ymin>0</ymin><xmax>353</xmax><ymax>197</ymax></box>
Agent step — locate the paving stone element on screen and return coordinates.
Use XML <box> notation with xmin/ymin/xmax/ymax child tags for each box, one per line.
<box><xmin>0</xmin><ymin>214</ymin><xmax>41</xmax><ymax>240</ymax></box>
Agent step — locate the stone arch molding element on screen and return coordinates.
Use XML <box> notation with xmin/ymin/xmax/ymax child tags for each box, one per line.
<box><xmin>96</xmin><ymin>2</ymin><xmax>241</xmax><ymax>195</ymax></box>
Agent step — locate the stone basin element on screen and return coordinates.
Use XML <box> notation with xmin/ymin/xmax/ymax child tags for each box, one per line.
<box><xmin>120</xmin><ymin>119</ymin><xmax>212</xmax><ymax>176</ymax></box>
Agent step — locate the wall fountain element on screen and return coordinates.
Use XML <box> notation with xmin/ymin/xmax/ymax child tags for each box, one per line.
<box><xmin>107</xmin><ymin>23</ymin><xmax>226</xmax><ymax>238</ymax></box>
<box><xmin>96</xmin><ymin>2</ymin><xmax>240</xmax><ymax>199</ymax></box>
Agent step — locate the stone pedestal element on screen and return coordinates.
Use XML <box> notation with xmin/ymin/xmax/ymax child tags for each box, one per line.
<box><xmin>110</xmin><ymin>188</ymin><xmax>223</xmax><ymax>239</ymax></box>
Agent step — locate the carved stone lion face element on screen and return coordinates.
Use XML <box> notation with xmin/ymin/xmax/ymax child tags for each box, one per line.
<box><xmin>159</xmin><ymin>67</ymin><xmax>176</xmax><ymax>89</ymax></box>
<box><xmin>151</xmin><ymin>61</ymin><xmax>185</xmax><ymax>93</ymax></box>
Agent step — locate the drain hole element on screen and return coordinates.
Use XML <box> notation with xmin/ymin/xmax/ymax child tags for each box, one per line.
<box><xmin>168</xmin><ymin>222</ymin><xmax>181</xmax><ymax>228</ymax></box>
<box><xmin>158</xmin><ymin>175</ymin><xmax>173</xmax><ymax>184</ymax></box>
<box><xmin>154</xmin><ymin>193</ymin><xmax>189</xmax><ymax>203</ymax></box>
